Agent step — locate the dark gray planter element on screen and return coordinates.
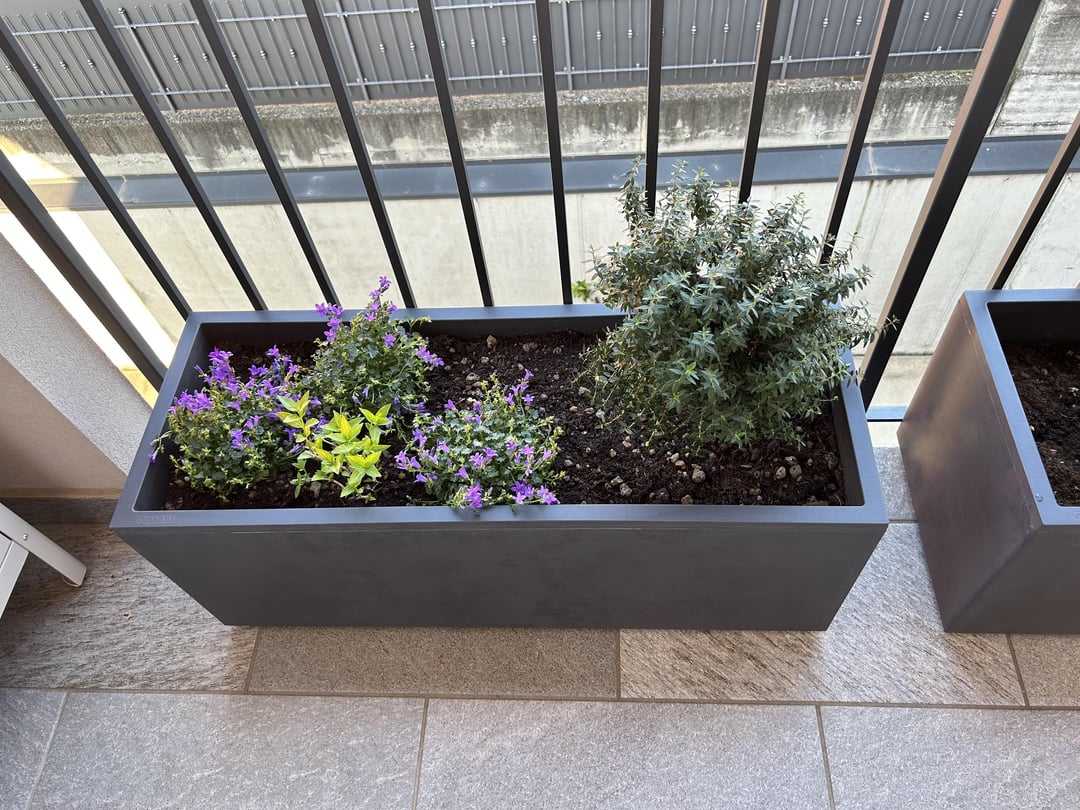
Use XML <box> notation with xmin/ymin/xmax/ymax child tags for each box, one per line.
<box><xmin>899</xmin><ymin>289</ymin><xmax>1080</xmax><ymax>633</ymax></box>
<box><xmin>111</xmin><ymin>304</ymin><xmax>887</xmax><ymax>629</ymax></box>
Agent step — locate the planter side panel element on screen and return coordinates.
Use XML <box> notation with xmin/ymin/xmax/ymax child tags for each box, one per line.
<box><xmin>120</xmin><ymin>521</ymin><xmax>881</xmax><ymax>629</ymax></box>
<box><xmin>948</xmin><ymin>524</ymin><xmax>1080</xmax><ymax>633</ymax></box>
<box><xmin>898</xmin><ymin>297</ymin><xmax>1040</xmax><ymax>628</ymax></box>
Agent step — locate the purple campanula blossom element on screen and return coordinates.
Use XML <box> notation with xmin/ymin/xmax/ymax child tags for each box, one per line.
<box><xmin>455</xmin><ymin>467</ymin><xmax>469</xmax><ymax>479</ymax></box>
<box><xmin>384</xmin><ymin>333</ymin><xmax>397</xmax><ymax>346</ymax></box>
<box><xmin>463</xmin><ymin>484</ymin><xmax>484</xmax><ymax>510</ymax></box>
<box><xmin>537</xmin><ymin>487</ymin><xmax>558</xmax><ymax>505</ymax></box>
<box><xmin>445</xmin><ymin>400</ymin><xmax>457</xmax><ymax>411</ymax></box>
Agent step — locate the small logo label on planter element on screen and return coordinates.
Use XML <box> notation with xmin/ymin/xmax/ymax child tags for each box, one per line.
<box><xmin>135</xmin><ymin>513</ymin><xmax>180</xmax><ymax>525</ymax></box>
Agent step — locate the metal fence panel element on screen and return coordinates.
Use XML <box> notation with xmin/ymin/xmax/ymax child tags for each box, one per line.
<box><xmin>0</xmin><ymin>0</ymin><xmax>999</xmax><ymax>116</ymax></box>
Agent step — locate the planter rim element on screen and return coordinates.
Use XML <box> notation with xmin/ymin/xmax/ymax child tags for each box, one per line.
<box><xmin>112</xmin><ymin>304</ymin><xmax>886</xmax><ymax>531</ymax></box>
<box><xmin>961</xmin><ymin>288</ymin><xmax>1080</xmax><ymax>523</ymax></box>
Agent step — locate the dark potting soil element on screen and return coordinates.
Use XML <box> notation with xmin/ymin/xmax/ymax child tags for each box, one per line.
<box><xmin>1003</xmin><ymin>342</ymin><xmax>1080</xmax><ymax>506</ymax></box>
<box><xmin>163</xmin><ymin>331</ymin><xmax>848</xmax><ymax>510</ymax></box>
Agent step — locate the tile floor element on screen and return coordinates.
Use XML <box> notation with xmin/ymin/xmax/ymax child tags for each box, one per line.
<box><xmin>2</xmin><ymin>446</ymin><xmax>1079</xmax><ymax>809</ymax></box>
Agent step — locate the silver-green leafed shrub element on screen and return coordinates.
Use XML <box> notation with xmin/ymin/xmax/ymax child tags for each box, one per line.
<box><xmin>585</xmin><ymin>163</ymin><xmax>880</xmax><ymax>451</ymax></box>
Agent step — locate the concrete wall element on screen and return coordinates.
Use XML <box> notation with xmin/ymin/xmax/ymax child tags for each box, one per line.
<box><xmin>0</xmin><ymin>234</ymin><xmax>150</xmax><ymax>495</ymax></box>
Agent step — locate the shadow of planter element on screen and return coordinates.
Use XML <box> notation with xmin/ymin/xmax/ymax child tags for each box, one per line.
<box><xmin>111</xmin><ymin>304</ymin><xmax>887</xmax><ymax>629</ymax></box>
<box><xmin>899</xmin><ymin>289</ymin><xmax>1080</xmax><ymax>633</ymax></box>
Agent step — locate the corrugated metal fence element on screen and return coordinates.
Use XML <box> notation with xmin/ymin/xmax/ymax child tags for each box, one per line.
<box><xmin>0</xmin><ymin>0</ymin><xmax>999</xmax><ymax>116</ymax></box>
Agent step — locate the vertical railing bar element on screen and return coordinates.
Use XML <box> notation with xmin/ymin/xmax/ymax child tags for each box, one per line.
<box><xmin>858</xmin><ymin>0</ymin><xmax>1042</xmax><ymax>408</ymax></box>
<box><xmin>80</xmin><ymin>0</ymin><xmax>266</xmax><ymax>310</ymax></box>
<box><xmin>558</xmin><ymin>0</ymin><xmax>574</xmax><ymax>90</ymax></box>
<box><xmin>779</xmin><ymin>0</ymin><xmax>799</xmax><ymax>81</ymax></box>
<box><xmin>115</xmin><ymin>5</ymin><xmax>177</xmax><ymax>111</ymax></box>
<box><xmin>332</xmin><ymin>0</ymin><xmax>370</xmax><ymax>101</ymax></box>
<box><xmin>738</xmin><ymin>0</ymin><xmax>781</xmax><ymax>203</ymax></box>
<box><xmin>643</xmin><ymin>0</ymin><xmax>664</xmax><ymax>212</ymax></box>
<box><xmin>415</xmin><ymin>0</ymin><xmax>493</xmax><ymax>305</ymax></box>
<box><xmin>989</xmin><ymin>109</ymin><xmax>1080</xmax><ymax>291</ymax></box>
<box><xmin>0</xmin><ymin>150</ymin><xmax>166</xmax><ymax>388</ymax></box>
<box><xmin>534</xmin><ymin>0</ymin><xmax>572</xmax><ymax>302</ymax></box>
<box><xmin>34</xmin><ymin>13</ymin><xmax>82</xmax><ymax>109</ymax></box>
<box><xmin>301</xmin><ymin>0</ymin><xmax>414</xmax><ymax>307</ymax></box>
<box><xmin>0</xmin><ymin>18</ymin><xmax>191</xmax><ymax>318</ymax></box>
<box><xmin>191</xmin><ymin>0</ymin><xmax>338</xmax><ymax>303</ymax></box>
<box><xmin>819</xmin><ymin>0</ymin><xmax>903</xmax><ymax>264</ymax></box>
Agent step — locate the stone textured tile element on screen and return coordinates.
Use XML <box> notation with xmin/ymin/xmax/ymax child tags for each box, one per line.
<box><xmin>31</xmin><ymin>692</ymin><xmax>423</xmax><ymax>809</ymax></box>
<box><xmin>249</xmin><ymin>627</ymin><xmax>616</xmax><ymax>698</ymax></box>
<box><xmin>823</xmin><ymin>706</ymin><xmax>1080</xmax><ymax>809</ymax></box>
<box><xmin>0</xmin><ymin>689</ymin><xmax>64</xmax><ymax>810</ymax></box>
<box><xmin>418</xmin><ymin>699</ymin><xmax>829</xmax><ymax>809</ymax></box>
<box><xmin>0</xmin><ymin>525</ymin><xmax>256</xmax><ymax>691</ymax></box>
<box><xmin>875</xmin><ymin>445</ymin><xmax>914</xmax><ymax>521</ymax></box>
<box><xmin>621</xmin><ymin>524</ymin><xmax>1023</xmax><ymax>704</ymax></box>
<box><xmin>1011</xmin><ymin>635</ymin><xmax>1080</xmax><ymax>706</ymax></box>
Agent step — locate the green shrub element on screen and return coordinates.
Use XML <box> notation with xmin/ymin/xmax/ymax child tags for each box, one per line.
<box><xmin>585</xmin><ymin>163</ymin><xmax>880</xmax><ymax>451</ymax></box>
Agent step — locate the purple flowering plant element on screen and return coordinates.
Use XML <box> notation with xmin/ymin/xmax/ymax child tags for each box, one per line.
<box><xmin>396</xmin><ymin>371</ymin><xmax>562</xmax><ymax>509</ymax></box>
<box><xmin>156</xmin><ymin>345</ymin><xmax>300</xmax><ymax>500</ymax></box>
<box><xmin>304</xmin><ymin>277</ymin><xmax>442</xmax><ymax>418</ymax></box>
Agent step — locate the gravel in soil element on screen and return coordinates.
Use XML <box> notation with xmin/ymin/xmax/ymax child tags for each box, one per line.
<box><xmin>1003</xmin><ymin>342</ymin><xmax>1080</xmax><ymax>506</ymax></box>
<box><xmin>164</xmin><ymin>331</ymin><xmax>849</xmax><ymax>510</ymax></box>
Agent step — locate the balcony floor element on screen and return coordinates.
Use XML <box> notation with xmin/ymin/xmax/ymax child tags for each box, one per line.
<box><xmin>3</xmin><ymin>445</ymin><xmax>1080</xmax><ymax>809</ymax></box>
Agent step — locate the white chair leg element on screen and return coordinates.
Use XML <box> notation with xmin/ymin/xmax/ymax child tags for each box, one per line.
<box><xmin>0</xmin><ymin>503</ymin><xmax>87</xmax><ymax>587</ymax></box>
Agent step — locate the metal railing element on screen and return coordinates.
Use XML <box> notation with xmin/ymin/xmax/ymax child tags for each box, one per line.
<box><xmin>0</xmin><ymin>0</ymin><xmax>1073</xmax><ymax>418</ymax></box>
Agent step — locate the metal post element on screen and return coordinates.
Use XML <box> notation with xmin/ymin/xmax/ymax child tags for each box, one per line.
<box><xmin>820</xmin><ymin>0</ymin><xmax>904</xmax><ymax>264</ymax></box>
<box><xmin>738</xmin><ymin>0</ymin><xmax>781</xmax><ymax>203</ymax></box>
<box><xmin>80</xmin><ymin>0</ymin><xmax>266</xmax><ymax>310</ymax></box>
<box><xmin>331</xmin><ymin>0</ymin><xmax>370</xmax><ymax>101</ymax></box>
<box><xmin>416</xmin><ymin>0</ymin><xmax>493</xmax><ymax>306</ymax></box>
<box><xmin>988</xmin><ymin>109</ymin><xmax>1080</xmax><ymax>291</ymax></box>
<box><xmin>302</xmin><ymin>0</ymin><xmax>415</xmax><ymax>307</ymax></box>
<box><xmin>534</xmin><ymin>0</ymin><xmax>572</xmax><ymax>303</ymax></box>
<box><xmin>644</xmin><ymin>0</ymin><xmax>665</xmax><ymax>212</ymax></box>
<box><xmin>859</xmin><ymin>0</ymin><xmax>1043</xmax><ymax>408</ymax></box>
<box><xmin>115</xmin><ymin>5</ymin><xmax>176</xmax><ymax>111</ymax></box>
<box><xmin>0</xmin><ymin>149</ymin><xmax>165</xmax><ymax>388</ymax></box>
<box><xmin>0</xmin><ymin>18</ymin><xmax>191</xmax><ymax>319</ymax></box>
<box><xmin>191</xmin><ymin>0</ymin><xmax>338</xmax><ymax>304</ymax></box>
<box><xmin>778</xmin><ymin>0</ymin><xmax>799</xmax><ymax>82</ymax></box>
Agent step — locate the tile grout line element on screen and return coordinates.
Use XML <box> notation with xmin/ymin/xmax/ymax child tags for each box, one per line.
<box><xmin>815</xmin><ymin>705</ymin><xmax>837</xmax><ymax>810</ymax></box>
<box><xmin>1006</xmin><ymin>634</ymin><xmax>1031</xmax><ymax>707</ymax></box>
<box><xmin>242</xmin><ymin>628</ymin><xmax>263</xmax><ymax>694</ymax></box>
<box><xmin>25</xmin><ymin>690</ymin><xmax>68</xmax><ymax>810</ymax></box>
<box><xmin>412</xmin><ymin>699</ymin><xmax>430</xmax><ymax>810</ymax></box>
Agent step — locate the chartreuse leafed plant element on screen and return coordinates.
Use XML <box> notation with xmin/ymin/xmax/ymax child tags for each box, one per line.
<box><xmin>396</xmin><ymin>372</ymin><xmax>562</xmax><ymax>508</ymax></box>
<box><xmin>276</xmin><ymin>392</ymin><xmax>392</xmax><ymax>500</ymax></box>
<box><xmin>305</xmin><ymin>276</ymin><xmax>443</xmax><ymax>417</ymax></box>
<box><xmin>586</xmin><ymin>163</ymin><xmax>880</xmax><ymax>451</ymax></box>
<box><xmin>154</xmin><ymin>346</ymin><xmax>301</xmax><ymax>501</ymax></box>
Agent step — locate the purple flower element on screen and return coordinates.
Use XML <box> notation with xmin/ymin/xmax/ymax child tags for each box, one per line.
<box><xmin>148</xmin><ymin>448</ymin><xmax>159</xmax><ymax>463</ymax></box>
<box><xmin>445</xmin><ymin>400</ymin><xmax>457</xmax><ymax>411</ymax></box>
<box><xmin>523</xmin><ymin>395</ymin><xmax>534</xmax><ymax>405</ymax></box>
<box><xmin>541</xmin><ymin>448</ymin><xmax>554</xmax><ymax>461</ymax></box>
<box><xmin>483</xmin><ymin>447</ymin><xmax>497</xmax><ymax>461</ymax></box>
<box><xmin>506</xmin><ymin>439</ymin><xmax>518</xmax><ymax>453</ymax></box>
<box><xmin>379</xmin><ymin>275</ymin><xmax>391</xmax><ymax>290</ymax></box>
<box><xmin>537</xmin><ymin>486</ymin><xmax>558</xmax><ymax>505</ymax></box>
<box><xmin>455</xmin><ymin>467</ymin><xmax>469</xmax><ymax>479</ymax></box>
<box><xmin>384</xmin><ymin>333</ymin><xmax>397</xmax><ymax>346</ymax></box>
<box><xmin>208</xmin><ymin>348</ymin><xmax>232</xmax><ymax>366</ymax></box>
<box><xmin>363</xmin><ymin>311</ymin><xmax>377</xmax><ymax>322</ymax></box>
<box><xmin>230</xmin><ymin>429</ymin><xmax>246</xmax><ymax>450</ymax></box>
<box><xmin>469</xmin><ymin>452</ymin><xmax>487</xmax><ymax>469</ymax></box>
<box><xmin>315</xmin><ymin>302</ymin><xmax>343</xmax><ymax>318</ymax></box>
<box><xmin>416</xmin><ymin>346</ymin><xmax>443</xmax><ymax>367</ymax></box>
<box><xmin>324</xmin><ymin>316</ymin><xmax>342</xmax><ymax>341</ymax></box>
<box><xmin>249</xmin><ymin>364</ymin><xmax>269</xmax><ymax>378</ymax></box>
<box><xmin>416</xmin><ymin>472</ymin><xmax>432</xmax><ymax>484</ymax></box>
<box><xmin>394</xmin><ymin>450</ymin><xmax>411</xmax><ymax>470</ymax></box>
<box><xmin>265</xmin><ymin>346</ymin><xmax>281</xmax><ymax>358</ymax></box>
<box><xmin>437</xmin><ymin>441</ymin><xmax>450</xmax><ymax>454</ymax></box>
<box><xmin>463</xmin><ymin>484</ymin><xmax>484</xmax><ymax>510</ymax></box>
<box><xmin>472</xmin><ymin>401</ymin><xmax>483</xmax><ymax>411</ymax></box>
<box><xmin>511</xmin><ymin>480</ymin><xmax>535</xmax><ymax>505</ymax></box>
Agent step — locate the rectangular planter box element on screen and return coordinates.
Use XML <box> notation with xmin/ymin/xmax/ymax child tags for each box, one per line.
<box><xmin>111</xmin><ymin>304</ymin><xmax>887</xmax><ymax>629</ymax></box>
<box><xmin>899</xmin><ymin>289</ymin><xmax>1080</xmax><ymax>633</ymax></box>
